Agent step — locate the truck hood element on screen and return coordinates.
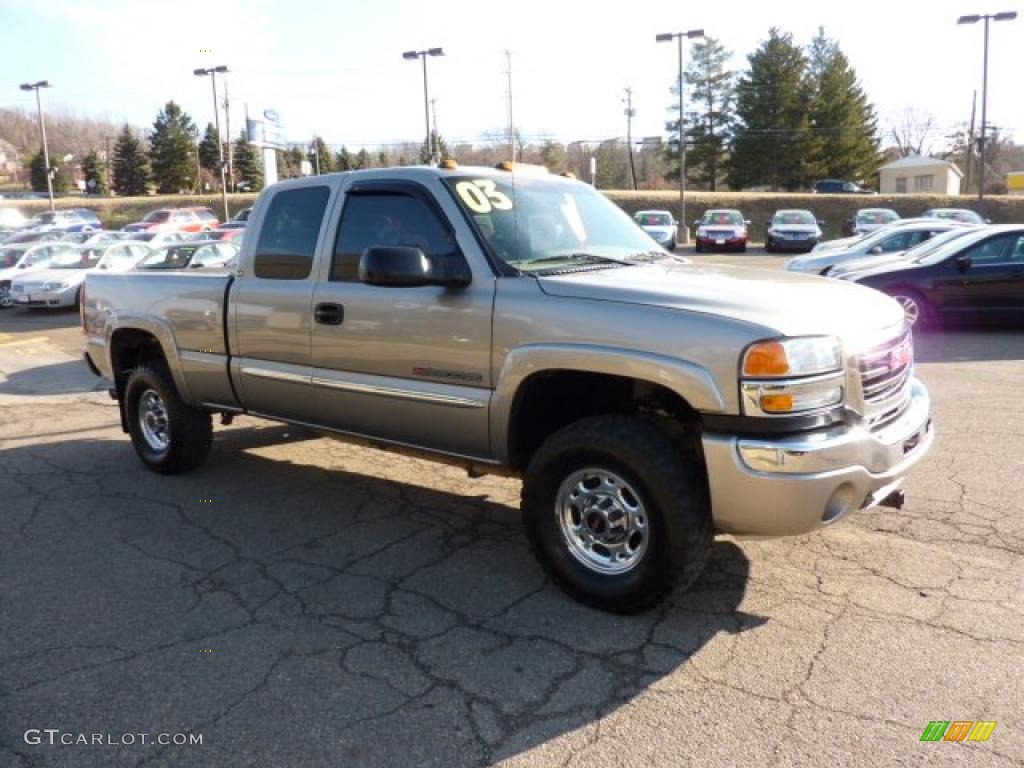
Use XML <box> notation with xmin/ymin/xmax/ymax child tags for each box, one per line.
<box><xmin>537</xmin><ymin>261</ymin><xmax>904</xmax><ymax>339</ymax></box>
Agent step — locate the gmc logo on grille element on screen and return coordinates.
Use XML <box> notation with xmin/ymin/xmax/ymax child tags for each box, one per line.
<box><xmin>889</xmin><ymin>341</ymin><xmax>912</xmax><ymax>370</ymax></box>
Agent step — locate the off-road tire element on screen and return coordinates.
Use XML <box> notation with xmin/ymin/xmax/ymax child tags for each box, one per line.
<box><xmin>124</xmin><ymin>361</ymin><xmax>212</xmax><ymax>474</ymax></box>
<box><xmin>522</xmin><ymin>415</ymin><xmax>712</xmax><ymax>613</ymax></box>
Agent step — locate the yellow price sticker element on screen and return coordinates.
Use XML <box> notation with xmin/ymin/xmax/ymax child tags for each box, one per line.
<box><xmin>455</xmin><ymin>179</ymin><xmax>513</xmax><ymax>214</ymax></box>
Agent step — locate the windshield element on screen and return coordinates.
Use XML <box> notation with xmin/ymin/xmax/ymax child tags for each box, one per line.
<box><xmin>446</xmin><ymin>174</ymin><xmax>666</xmax><ymax>272</ymax></box>
<box><xmin>28</xmin><ymin>212</ymin><xmax>61</xmax><ymax>226</ymax></box>
<box><xmin>908</xmin><ymin>227</ymin><xmax>980</xmax><ymax>263</ymax></box>
<box><xmin>635</xmin><ymin>212</ymin><xmax>672</xmax><ymax>227</ymax></box>
<box><xmin>234</xmin><ymin>208</ymin><xmax>251</xmax><ymax>222</ymax></box>
<box><xmin>702</xmin><ymin>210</ymin><xmax>744</xmax><ymax>226</ymax></box>
<box><xmin>856</xmin><ymin>210</ymin><xmax>899</xmax><ymax>226</ymax></box>
<box><xmin>773</xmin><ymin>211</ymin><xmax>815</xmax><ymax>226</ymax></box>
<box><xmin>925</xmin><ymin>209</ymin><xmax>984</xmax><ymax>225</ymax></box>
<box><xmin>50</xmin><ymin>247</ymin><xmax>99</xmax><ymax>268</ymax></box>
<box><xmin>136</xmin><ymin>245</ymin><xmax>194</xmax><ymax>269</ymax></box>
<box><xmin>143</xmin><ymin>211</ymin><xmax>170</xmax><ymax>223</ymax></box>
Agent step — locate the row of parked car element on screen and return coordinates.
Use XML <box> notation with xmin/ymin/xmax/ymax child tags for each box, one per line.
<box><xmin>0</xmin><ymin>203</ymin><xmax>254</xmax><ymax>310</ymax></box>
<box><xmin>634</xmin><ymin>206</ymin><xmax>990</xmax><ymax>255</ymax></box>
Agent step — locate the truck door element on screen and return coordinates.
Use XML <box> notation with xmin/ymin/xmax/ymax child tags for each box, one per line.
<box><xmin>309</xmin><ymin>178</ymin><xmax>495</xmax><ymax>459</ymax></box>
<box><xmin>230</xmin><ymin>183</ymin><xmax>333</xmax><ymax>422</ymax></box>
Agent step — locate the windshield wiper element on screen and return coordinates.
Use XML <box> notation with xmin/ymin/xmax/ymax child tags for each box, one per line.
<box><xmin>513</xmin><ymin>252</ymin><xmax>633</xmax><ymax>268</ymax></box>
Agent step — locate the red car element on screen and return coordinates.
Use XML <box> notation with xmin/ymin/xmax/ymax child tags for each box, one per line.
<box><xmin>694</xmin><ymin>208</ymin><xmax>749</xmax><ymax>253</ymax></box>
<box><xmin>122</xmin><ymin>207</ymin><xmax>220</xmax><ymax>234</ymax></box>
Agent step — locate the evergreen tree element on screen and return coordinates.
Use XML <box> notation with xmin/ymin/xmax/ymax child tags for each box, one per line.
<box><xmin>377</xmin><ymin>151</ymin><xmax>388</xmax><ymax>167</ymax></box>
<box><xmin>335</xmin><ymin>146</ymin><xmax>353</xmax><ymax>171</ymax></box>
<box><xmin>804</xmin><ymin>28</ymin><xmax>879</xmax><ymax>184</ymax></box>
<box><xmin>148</xmin><ymin>101</ymin><xmax>198</xmax><ymax>193</ymax></box>
<box><xmin>310</xmin><ymin>135</ymin><xmax>332</xmax><ymax>174</ymax></box>
<box><xmin>354</xmin><ymin>148</ymin><xmax>371</xmax><ymax>169</ymax></box>
<box><xmin>233</xmin><ymin>133</ymin><xmax>263</xmax><ymax>191</ymax></box>
<box><xmin>198</xmin><ymin>123</ymin><xmax>222</xmax><ymax>177</ymax></box>
<box><xmin>419</xmin><ymin>131</ymin><xmax>450</xmax><ymax>163</ymax></box>
<box><xmin>29</xmin><ymin>151</ymin><xmax>49</xmax><ymax>193</ymax></box>
<box><xmin>539</xmin><ymin>140</ymin><xmax>566</xmax><ymax>173</ymax></box>
<box><xmin>81</xmin><ymin>150</ymin><xmax>107</xmax><ymax>195</ymax></box>
<box><xmin>729</xmin><ymin>29</ymin><xmax>810</xmax><ymax>191</ymax></box>
<box><xmin>112</xmin><ymin>125</ymin><xmax>150</xmax><ymax>196</ymax></box>
<box><xmin>676</xmin><ymin>37</ymin><xmax>736</xmax><ymax>190</ymax></box>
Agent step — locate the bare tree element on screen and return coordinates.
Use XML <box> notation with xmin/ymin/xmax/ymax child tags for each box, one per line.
<box><xmin>886</xmin><ymin>107</ymin><xmax>939</xmax><ymax>158</ymax></box>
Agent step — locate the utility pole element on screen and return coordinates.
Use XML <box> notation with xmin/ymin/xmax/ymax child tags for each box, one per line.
<box><xmin>965</xmin><ymin>90</ymin><xmax>977</xmax><ymax>194</ymax></box>
<box><xmin>193</xmin><ymin>66</ymin><xmax>230</xmax><ymax>221</ymax></box>
<box><xmin>504</xmin><ymin>49</ymin><xmax>515</xmax><ymax>162</ymax></box>
<box><xmin>402</xmin><ymin>48</ymin><xmax>444</xmax><ymax>163</ymax></box>
<box><xmin>223</xmin><ymin>78</ymin><xmax>233</xmax><ymax>192</ymax></box>
<box><xmin>19</xmin><ymin>81</ymin><xmax>55</xmax><ymax>211</ymax></box>
<box><xmin>431</xmin><ymin>98</ymin><xmax>439</xmax><ymax>157</ymax></box>
<box><xmin>623</xmin><ymin>87</ymin><xmax>637</xmax><ymax>190</ymax></box>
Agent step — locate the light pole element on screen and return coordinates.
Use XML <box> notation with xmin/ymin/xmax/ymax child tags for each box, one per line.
<box><xmin>402</xmin><ymin>47</ymin><xmax>444</xmax><ymax>163</ymax></box>
<box><xmin>19</xmin><ymin>80</ymin><xmax>54</xmax><ymax>211</ymax></box>
<box><xmin>957</xmin><ymin>11</ymin><xmax>1016</xmax><ymax>200</ymax></box>
<box><xmin>656</xmin><ymin>29</ymin><xmax>704</xmax><ymax>244</ymax></box>
<box><xmin>193</xmin><ymin>65</ymin><xmax>230</xmax><ymax>221</ymax></box>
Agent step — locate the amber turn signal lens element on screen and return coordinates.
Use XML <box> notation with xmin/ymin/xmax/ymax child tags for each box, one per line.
<box><xmin>760</xmin><ymin>393</ymin><xmax>794</xmax><ymax>412</ymax></box>
<box><xmin>743</xmin><ymin>342</ymin><xmax>790</xmax><ymax>376</ymax></box>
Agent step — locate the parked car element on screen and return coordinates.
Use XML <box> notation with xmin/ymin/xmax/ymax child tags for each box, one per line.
<box><xmin>827</xmin><ymin>227</ymin><xmax>981</xmax><ymax>280</ymax></box>
<box><xmin>217</xmin><ymin>207</ymin><xmax>252</xmax><ymax>230</ymax></box>
<box><xmin>813</xmin><ymin>179</ymin><xmax>874</xmax><ymax>194</ymax></box>
<box><xmin>837</xmin><ymin>224</ymin><xmax>1024</xmax><ymax>326</ymax></box>
<box><xmin>633</xmin><ymin>210</ymin><xmax>678</xmax><ymax>250</ymax></box>
<box><xmin>123</xmin><ymin>208</ymin><xmax>215</xmax><ymax>234</ymax></box>
<box><xmin>83</xmin><ymin>165</ymin><xmax>933</xmax><ymax>613</ymax></box>
<box><xmin>1</xmin><ymin>229</ymin><xmax>68</xmax><ymax>245</ymax></box>
<box><xmin>786</xmin><ymin>220</ymin><xmax>967</xmax><ymax>275</ymax></box>
<box><xmin>0</xmin><ymin>242</ymin><xmax>68</xmax><ymax>308</ymax></box>
<box><xmin>22</xmin><ymin>208</ymin><xmax>101</xmax><ymax>233</ymax></box>
<box><xmin>764</xmin><ymin>210</ymin><xmax>823</xmax><ymax>253</ymax></box>
<box><xmin>0</xmin><ymin>207</ymin><xmax>28</xmax><ymax>235</ymax></box>
<box><xmin>842</xmin><ymin>208</ymin><xmax>900</xmax><ymax>237</ymax></box>
<box><xmin>62</xmin><ymin>231</ymin><xmax>136</xmax><ymax>246</ymax></box>
<box><xmin>129</xmin><ymin>230</ymin><xmax>189</xmax><ymax>247</ymax></box>
<box><xmin>186</xmin><ymin>228</ymin><xmax>244</xmax><ymax>243</ymax></box>
<box><xmin>694</xmin><ymin>209</ymin><xmax>749</xmax><ymax>253</ymax></box>
<box><xmin>12</xmin><ymin>242</ymin><xmax>149</xmax><ymax>308</ymax></box>
<box><xmin>187</xmin><ymin>206</ymin><xmax>221</xmax><ymax>230</ymax></box>
<box><xmin>134</xmin><ymin>241</ymin><xmax>239</xmax><ymax>271</ymax></box>
<box><xmin>921</xmin><ymin>208</ymin><xmax>988</xmax><ymax>225</ymax></box>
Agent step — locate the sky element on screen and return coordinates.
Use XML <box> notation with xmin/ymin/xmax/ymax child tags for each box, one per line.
<box><xmin>1</xmin><ymin>0</ymin><xmax>1022</xmax><ymax>153</ymax></box>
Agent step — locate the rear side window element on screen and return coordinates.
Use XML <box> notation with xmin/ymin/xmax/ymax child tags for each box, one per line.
<box><xmin>254</xmin><ymin>186</ymin><xmax>331</xmax><ymax>279</ymax></box>
<box><xmin>330</xmin><ymin>192</ymin><xmax>455</xmax><ymax>281</ymax></box>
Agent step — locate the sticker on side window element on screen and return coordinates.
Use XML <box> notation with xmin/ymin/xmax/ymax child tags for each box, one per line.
<box><xmin>455</xmin><ymin>179</ymin><xmax>513</xmax><ymax>214</ymax></box>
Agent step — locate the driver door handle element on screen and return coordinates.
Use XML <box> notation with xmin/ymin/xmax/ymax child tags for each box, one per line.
<box><xmin>314</xmin><ymin>302</ymin><xmax>344</xmax><ymax>325</ymax></box>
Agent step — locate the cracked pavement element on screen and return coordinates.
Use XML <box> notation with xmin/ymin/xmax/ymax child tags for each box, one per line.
<box><xmin>0</xmin><ymin>310</ymin><xmax>1022</xmax><ymax>768</ymax></box>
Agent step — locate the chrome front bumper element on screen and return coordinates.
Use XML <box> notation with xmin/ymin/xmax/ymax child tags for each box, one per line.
<box><xmin>702</xmin><ymin>378</ymin><xmax>933</xmax><ymax>537</ymax></box>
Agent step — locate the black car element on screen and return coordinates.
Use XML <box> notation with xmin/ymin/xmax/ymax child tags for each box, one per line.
<box><xmin>813</xmin><ymin>179</ymin><xmax>874</xmax><ymax>194</ymax></box>
<box><xmin>840</xmin><ymin>225</ymin><xmax>1024</xmax><ymax>327</ymax></box>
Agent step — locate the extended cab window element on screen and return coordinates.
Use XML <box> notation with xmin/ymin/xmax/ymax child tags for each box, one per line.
<box><xmin>254</xmin><ymin>186</ymin><xmax>330</xmax><ymax>279</ymax></box>
<box><xmin>331</xmin><ymin>192</ymin><xmax>454</xmax><ymax>281</ymax></box>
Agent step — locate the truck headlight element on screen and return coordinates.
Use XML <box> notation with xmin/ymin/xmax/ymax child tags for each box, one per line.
<box><xmin>740</xmin><ymin>336</ymin><xmax>844</xmax><ymax>416</ymax></box>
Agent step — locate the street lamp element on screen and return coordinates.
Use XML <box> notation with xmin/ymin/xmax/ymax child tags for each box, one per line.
<box><xmin>19</xmin><ymin>80</ymin><xmax>54</xmax><ymax>211</ymax></box>
<box><xmin>957</xmin><ymin>11</ymin><xmax>1017</xmax><ymax>200</ymax></box>
<box><xmin>656</xmin><ymin>29</ymin><xmax>704</xmax><ymax>244</ymax></box>
<box><xmin>193</xmin><ymin>65</ymin><xmax>230</xmax><ymax>220</ymax></box>
<box><xmin>402</xmin><ymin>47</ymin><xmax>444</xmax><ymax>163</ymax></box>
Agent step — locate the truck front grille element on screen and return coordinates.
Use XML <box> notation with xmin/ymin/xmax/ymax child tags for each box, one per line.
<box><xmin>858</xmin><ymin>330</ymin><xmax>913</xmax><ymax>431</ymax></box>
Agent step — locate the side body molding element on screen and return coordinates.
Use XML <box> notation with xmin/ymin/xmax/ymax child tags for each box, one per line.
<box><xmin>489</xmin><ymin>343</ymin><xmax>727</xmax><ymax>463</ymax></box>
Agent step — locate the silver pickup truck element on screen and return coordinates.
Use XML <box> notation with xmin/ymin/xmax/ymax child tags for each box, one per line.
<box><xmin>83</xmin><ymin>164</ymin><xmax>934</xmax><ymax>612</ymax></box>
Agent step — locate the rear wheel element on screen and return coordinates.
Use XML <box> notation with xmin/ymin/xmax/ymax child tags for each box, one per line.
<box><xmin>522</xmin><ymin>415</ymin><xmax>711</xmax><ymax>613</ymax></box>
<box><xmin>890</xmin><ymin>288</ymin><xmax>933</xmax><ymax>328</ymax></box>
<box><xmin>125</xmin><ymin>361</ymin><xmax>212</xmax><ymax>473</ymax></box>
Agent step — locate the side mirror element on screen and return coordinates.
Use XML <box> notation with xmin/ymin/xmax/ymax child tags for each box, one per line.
<box><xmin>359</xmin><ymin>246</ymin><xmax>470</xmax><ymax>288</ymax></box>
<box><xmin>693</xmin><ymin>220</ymin><xmax>701</xmax><ymax>229</ymax></box>
<box><xmin>956</xmin><ymin>255</ymin><xmax>972</xmax><ymax>272</ymax></box>
<box><xmin>869</xmin><ymin>245</ymin><xmax>883</xmax><ymax>255</ymax></box>
<box><xmin>816</xmin><ymin>219</ymin><xmax>825</xmax><ymax>227</ymax></box>
<box><xmin>984</xmin><ymin>218</ymin><xmax>992</xmax><ymax>224</ymax></box>
<box><xmin>744</xmin><ymin>219</ymin><xmax>751</xmax><ymax>226</ymax></box>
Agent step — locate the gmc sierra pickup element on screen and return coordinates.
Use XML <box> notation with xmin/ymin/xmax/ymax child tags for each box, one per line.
<box><xmin>83</xmin><ymin>163</ymin><xmax>934</xmax><ymax>612</ymax></box>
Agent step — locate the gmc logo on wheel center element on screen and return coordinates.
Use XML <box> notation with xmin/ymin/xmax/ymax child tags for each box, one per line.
<box><xmin>890</xmin><ymin>340</ymin><xmax>912</xmax><ymax>370</ymax></box>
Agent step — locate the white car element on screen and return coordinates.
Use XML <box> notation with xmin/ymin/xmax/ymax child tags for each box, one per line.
<box><xmin>633</xmin><ymin>210</ymin><xmax>678</xmax><ymax>250</ymax></box>
<box><xmin>0</xmin><ymin>242</ymin><xmax>70</xmax><ymax>308</ymax></box>
<box><xmin>0</xmin><ymin>206</ymin><xmax>28</xmax><ymax>236</ymax></box>
<box><xmin>12</xmin><ymin>242</ymin><xmax>150</xmax><ymax>308</ymax></box>
<box><xmin>764</xmin><ymin>210</ymin><xmax>824</xmax><ymax>253</ymax></box>
<box><xmin>134</xmin><ymin>241</ymin><xmax>239</xmax><ymax>271</ymax></box>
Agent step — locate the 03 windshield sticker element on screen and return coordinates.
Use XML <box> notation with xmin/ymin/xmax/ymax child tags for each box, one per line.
<box><xmin>454</xmin><ymin>179</ymin><xmax>514</xmax><ymax>214</ymax></box>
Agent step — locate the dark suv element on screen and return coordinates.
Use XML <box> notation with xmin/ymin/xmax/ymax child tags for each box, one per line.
<box><xmin>813</xmin><ymin>179</ymin><xmax>874</xmax><ymax>194</ymax></box>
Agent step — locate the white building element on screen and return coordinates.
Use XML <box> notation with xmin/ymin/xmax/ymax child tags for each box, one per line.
<box><xmin>878</xmin><ymin>155</ymin><xmax>962</xmax><ymax>195</ymax></box>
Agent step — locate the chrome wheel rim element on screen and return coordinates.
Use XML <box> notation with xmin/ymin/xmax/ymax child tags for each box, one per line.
<box><xmin>138</xmin><ymin>389</ymin><xmax>170</xmax><ymax>452</ymax></box>
<box><xmin>894</xmin><ymin>295</ymin><xmax>920</xmax><ymax>325</ymax></box>
<box><xmin>0</xmin><ymin>286</ymin><xmax>11</xmax><ymax>308</ymax></box>
<box><xmin>556</xmin><ymin>468</ymin><xmax>649</xmax><ymax>575</ymax></box>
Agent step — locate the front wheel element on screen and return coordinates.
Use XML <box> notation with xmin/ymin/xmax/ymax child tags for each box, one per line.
<box><xmin>0</xmin><ymin>284</ymin><xmax>12</xmax><ymax>308</ymax></box>
<box><xmin>890</xmin><ymin>288</ymin><xmax>933</xmax><ymax>328</ymax></box>
<box><xmin>124</xmin><ymin>361</ymin><xmax>212</xmax><ymax>473</ymax></box>
<box><xmin>522</xmin><ymin>415</ymin><xmax>711</xmax><ymax>613</ymax></box>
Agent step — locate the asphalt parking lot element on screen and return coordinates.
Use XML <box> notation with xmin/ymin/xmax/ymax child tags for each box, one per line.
<box><xmin>1</xmin><ymin>249</ymin><xmax>1022</xmax><ymax>767</ymax></box>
